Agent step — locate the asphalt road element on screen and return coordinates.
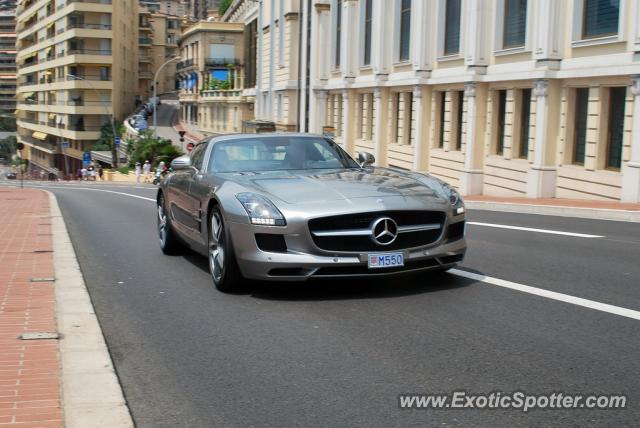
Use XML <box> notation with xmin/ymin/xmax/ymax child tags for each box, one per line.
<box><xmin>2</xmin><ymin>181</ymin><xmax>639</xmax><ymax>427</ymax></box>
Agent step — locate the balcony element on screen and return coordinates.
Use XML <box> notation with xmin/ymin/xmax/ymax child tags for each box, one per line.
<box><xmin>67</xmin><ymin>23</ymin><xmax>113</xmax><ymax>31</ymax></box>
<box><xmin>201</xmin><ymin>89</ymin><xmax>244</xmax><ymax>100</ymax></box>
<box><xmin>139</xmin><ymin>37</ymin><xmax>152</xmax><ymax>46</ymax></box>
<box><xmin>176</xmin><ymin>59</ymin><xmax>194</xmax><ymax>71</ymax></box>
<box><xmin>205</xmin><ymin>58</ymin><xmax>242</xmax><ymax>68</ymax></box>
<box><xmin>139</xmin><ymin>55</ymin><xmax>152</xmax><ymax>63</ymax></box>
<box><xmin>139</xmin><ymin>71</ymin><xmax>153</xmax><ymax>79</ymax></box>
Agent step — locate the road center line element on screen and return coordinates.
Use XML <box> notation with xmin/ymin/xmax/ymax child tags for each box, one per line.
<box><xmin>467</xmin><ymin>221</ymin><xmax>603</xmax><ymax>238</ymax></box>
<box><xmin>450</xmin><ymin>268</ymin><xmax>640</xmax><ymax>321</ymax></box>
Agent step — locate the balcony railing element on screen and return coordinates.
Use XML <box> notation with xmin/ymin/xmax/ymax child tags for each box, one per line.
<box><xmin>201</xmin><ymin>89</ymin><xmax>244</xmax><ymax>99</ymax></box>
<box><xmin>139</xmin><ymin>37</ymin><xmax>152</xmax><ymax>45</ymax></box>
<box><xmin>139</xmin><ymin>71</ymin><xmax>153</xmax><ymax>79</ymax></box>
<box><xmin>68</xmin><ymin>23</ymin><xmax>113</xmax><ymax>31</ymax></box>
<box><xmin>205</xmin><ymin>58</ymin><xmax>242</xmax><ymax>68</ymax></box>
<box><xmin>176</xmin><ymin>59</ymin><xmax>194</xmax><ymax>71</ymax></box>
<box><xmin>18</xmin><ymin>117</ymin><xmax>104</xmax><ymax>132</ymax></box>
<box><xmin>67</xmin><ymin>49</ymin><xmax>112</xmax><ymax>56</ymax></box>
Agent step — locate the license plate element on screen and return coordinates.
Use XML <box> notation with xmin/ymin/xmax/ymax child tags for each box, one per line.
<box><xmin>368</xmin><ymin>252</ymin><xmax>404</xmax><ymax>269</ymax></box>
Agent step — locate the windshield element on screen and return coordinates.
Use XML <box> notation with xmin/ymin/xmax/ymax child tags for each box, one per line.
<box><xmin>208</xmin><ymin>136</ymin><xmax>360</xmax><ymax>172</ymax></box>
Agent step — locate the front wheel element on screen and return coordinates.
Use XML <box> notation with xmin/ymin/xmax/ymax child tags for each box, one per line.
<box><xmin>157</xmin><ymin>194</ymin><xmax>183</xmax><ymax>254</ymax></box>
<box><xmin>208</xmin><ymin>206</ymin><xmax>242</xmax><ymax>292</ymax></box>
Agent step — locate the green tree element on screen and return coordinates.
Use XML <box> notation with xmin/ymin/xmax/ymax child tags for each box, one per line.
<box><xmin>128</xmin><ymin>131</ymin><xmax>183</xmax><ymax>167</ymax></box>
<box><xmin>0</xmin><ymin>135</ymin><xmax>17</xmax><ymax>160</ymax></box>
<box><xmin>93</xmin><ymin>121</ymin><xmax>125</xmax><ymax>151</ymax></box>
<box><xmin>219</xmin><ymin>0</ymin><xmax>233</xmax><ymax>15</ymax></box>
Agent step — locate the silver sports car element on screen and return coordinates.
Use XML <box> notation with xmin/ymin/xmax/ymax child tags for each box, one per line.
<box><xmin>157</xmin><ymin>134</ymin><xmax>466</xmax><ymax>292</ymax></box>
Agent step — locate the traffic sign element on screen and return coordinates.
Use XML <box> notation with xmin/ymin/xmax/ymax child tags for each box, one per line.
<box><xmin>187</xmin><ymin>142</ymin><xmax>195</xmax><ymax>152</ymax></box>
<box><xmin>115</xmin><ymin>137</ymin><xmax>121</xmax><ymax>147</ymax></box>
<box><xmin>16</xmin><ymin>142</ymin><xmax>24</xmax><ymax>150</ymax></box>
<box><xmin>83</xmin><ymin>151</ymin><xmax>92</xmax><ymax>166</ymax></box>
<box><xmin>179</xmin><ymin>130</ymin><xmax>186</xmax><ymax>143</ymax></box>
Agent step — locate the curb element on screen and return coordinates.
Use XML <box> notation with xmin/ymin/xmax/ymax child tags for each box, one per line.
<box><xmin>465</xmin><ymin>200</ymin><xmax>640</xmax><ymax>223</ymax></box>
<box><xmin>47</xmin><ymin>191</ymin><xmax>134</xmax><ymax>428</ymax></box>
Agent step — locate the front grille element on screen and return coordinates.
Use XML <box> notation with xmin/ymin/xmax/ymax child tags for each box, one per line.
<box><xmin>308</xmin><ymin>211</ymin><xmax>445</xmax><ymax>252</ymax></box>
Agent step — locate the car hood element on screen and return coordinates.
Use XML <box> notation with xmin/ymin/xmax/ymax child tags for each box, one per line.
<box><xmin>219</xmin><ymin>168</ymin><xmax>448</xmax><ymax>205</ymax></box>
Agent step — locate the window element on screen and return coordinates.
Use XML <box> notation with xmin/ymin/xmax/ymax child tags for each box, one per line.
<box><xmin>394</xmin><ymin>93</ymin><xmax>402</xmax><ymax>143</ymax></box>
<box><xmin>519</xmin><ymin>88</ymin><xmax>531</xmax><ymax>158</ymax></box>
<box><xmin>190</xmin><ymin>142</ymin><xmax>208</xmax><ymax>170</ymax></box>
<box><xmin>496</xmin><ymin>90</ymin><xmax>507</xmax><ymax>155</ymax></box>
<box><xmin>444</xmin><ymin>0</ymin><xmax>461</xmax><ymax>55</ymax></box>
<box><xmin>278</xmin><ymin>0</ymin><xmax>284</xmax><ymax>67</ymax></box>
<box><xmin>454</xmin><ymin>91</ymin><xmax>463</xmax><ymax>150</ymax></box>
<box><xmin>399</xmin><ymin>0</ymin><xmax>412</xmax><ymax>61</ymax></box>
<box><xmin>606</xmin><ymin>87</ymin><xmax>626</xmax><ymax>170</ymax></box>
<box><xmin>437</xmin><ymin>92</ymin><xmax>446</xmax><ymax>148</ymax></box>
<box><xmin>335</xmin><ymin>0</ymin><xmax>342</xmax><ymax>68</ymax></box>
<box><xmin>363</xmin><ymin>0</ymin><xmax>373</xmax><ymax>65</ymax></box>
<box><xmin>406</xmin><ymin>92</ymin><xmax>413</xmax><ymax>145</ymax></box>
<box><xmin>583</xmin><ymin>0</ymin><xmax>620</xmax><ymax>39</ymax></box>
<box><xmin>503</xmin><ymin>0</ymin><xmax>527</xmax><ymax>48</ymax></box>
<box><xmin>245</xmin><ymin>20</ymin><xmax>257</xmax><ymax>88</ymax></box>
<box><xmin>573</xmin><ymin>88</ymin><xmax>589</xmax><ymax>165</ymax></box>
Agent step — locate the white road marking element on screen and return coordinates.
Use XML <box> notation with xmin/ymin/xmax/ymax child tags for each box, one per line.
<box><xmin>1</xmin><ymin>183</ymin><xmax>157</xmax><ymax>202</ymax></box>
<box><xmin>467</xmin><ymin>221</ymin><xmax>603</xmax><ymax>238</ymax></box>
<box><xmin>450</xmin><ymin>269</ymin><xmax>640</xmax><ymax>321</ymax></box>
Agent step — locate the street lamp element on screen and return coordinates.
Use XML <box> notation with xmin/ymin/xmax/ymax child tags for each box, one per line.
<box><xmin>153</xmin><ymin>56</ymin><xmax>181</xmax><ymax>136</ymax></box>
<box><xmin>66</xmin><ymin>74</ymin><xmax>118</xmax><ymax>168</ymax></box>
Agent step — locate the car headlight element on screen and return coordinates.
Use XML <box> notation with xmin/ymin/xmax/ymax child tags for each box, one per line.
<box><xmin>443</xmin><ymin>184</ymin><xmax>465</xmax><ymax>216</ymax></box>
<box><xmin>236</xmin><ymin>193</ymin><xmax>286</xmax><ymax>226</ymax></box>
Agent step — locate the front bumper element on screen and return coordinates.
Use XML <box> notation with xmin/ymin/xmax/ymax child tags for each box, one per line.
<box><xmin>227</xmin><ymin>220</ymin><xmax>466</xmax><ymax>281</ymax></box>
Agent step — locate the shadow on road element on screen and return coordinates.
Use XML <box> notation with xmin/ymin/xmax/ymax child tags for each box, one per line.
<box><xmin>180</xmin><ymin>249</ymin><xmax>478</xmax><ymax>301</ymax></box>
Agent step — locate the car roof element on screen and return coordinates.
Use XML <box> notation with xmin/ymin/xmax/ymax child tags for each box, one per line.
<box><xmin>205</xmin><ymin>133</ymin><xmax>327</xmax><ymax>145</ymax></box>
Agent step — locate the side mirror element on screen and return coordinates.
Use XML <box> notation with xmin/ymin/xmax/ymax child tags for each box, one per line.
<box><xmin>357</xmin><ymin>151</ymin><xmax>375</xmax><ymax>167</ymax></box>
<box><xmin>171</xmin><ymin>155</ymin><xmax>192</xmax><ymax>170</ymax></box>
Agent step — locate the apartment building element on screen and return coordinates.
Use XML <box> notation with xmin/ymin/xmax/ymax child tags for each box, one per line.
<box><xmin>139</xmin><ymin>7</ymin><xmax>154</xmax><ymax>99</ymax></box>
<box><xmin>149</xmin><ymin>12</ymin><xmax>182</xmax><ymax>94</ymax></box>
<box><xmin>0</xmin><ymin>8</ymin><xmax>16</xmax><ymax>133</ymax></box>
<box><xmin>177</xmin><ymin>20</ymin><xmax>253</xmax><ymax>134</ymax></box>
<box><xmin>198</xmin><ymin>0</ymin><xmax>640</xmax><ymax>203</ymax></box>
<box><xmin>15</xmin><ymin>0</ymin><xmax>139</xmax><ymax>175</ymax></box>
<box><xmin>140</xmin><ymin>0</ymin><xmax>189</xmax><ymax>19</ymax></box>
<box><xmin>310</xmin><ymin>0</ymin><xmax>640</xmax><ymax>203</ymax></box>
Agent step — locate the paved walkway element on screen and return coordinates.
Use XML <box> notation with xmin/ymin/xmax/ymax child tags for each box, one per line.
<box><xmin>0</xmin><ymin>188</ymin><xmax>62</xmax><ymax>427</ymax></box>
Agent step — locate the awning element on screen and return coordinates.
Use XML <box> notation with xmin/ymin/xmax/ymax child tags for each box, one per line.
<box><xmin>32</xmin><ymin>131</ymin><xmax>48</xmax><ymax>141</ymax></box>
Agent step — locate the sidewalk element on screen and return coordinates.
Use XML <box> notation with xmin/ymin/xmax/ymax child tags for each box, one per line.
<box><xmin>0</xmin><ymin>187</ymin><xmax>133</xmax><ymax>427</ymax></box>
<box><xmin>464</xmin><ymin>195</ymin><xmax>640</xmax><ymax>222</ymax></box>
<box><xmin>0</xmin><ymin>188</ymin><xmax>62</xmax><ymax>427</ymax></box>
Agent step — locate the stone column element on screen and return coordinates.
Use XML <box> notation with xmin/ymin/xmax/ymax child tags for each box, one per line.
<box><xmin>459</xmin><ymin>82</ymin><xmax>485</xmax><ymax>195</ymax></box>
<box><xmin>527</xmin><ymin>79</ymin><xmax>558</xmax><ymax>198</ymax></box>
<box><xmin>310</xmin><ymin>89</ymin><xmax>328</xmax><ymax>134</ymax></box>
<box><xmin>342</xmin><ymin>89</ymin><xmax>355</xmax><ymax>153</ymax></box>
<box><xmin>412</xmin><ymin>85</ymin><xmax>431</xmax><ymax>171</ymax></box>
<box><xmin>622</xmin><ymin>76</ymin><xmax>640</xmax><ymax>202</ymax></box>
<box><xmin>341</xmin><ymin>0</ymin><xmax>359</xmax><ymax>81</ymax></box>
<box><xmin>373</xmin><ymin>87</ymin><xmax>389</xmax><ymax>166</ymax></box>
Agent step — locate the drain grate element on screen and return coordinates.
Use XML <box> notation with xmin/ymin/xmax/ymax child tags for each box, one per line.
<box><xmin>19</xmin><ymin>332</ymin><xmax>59</xmax><ymax>340</ymax></box>
<box><xmin>31</xmin><ymin>277</ymin><xmax>56</xmax><ymax>283</ymax></box>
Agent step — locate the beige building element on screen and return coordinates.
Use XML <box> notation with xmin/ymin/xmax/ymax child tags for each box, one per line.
<box><xmin>15</xmin><ymin>0</ymin><xmax>139</xmax><ymax>174</ymax></box>
<box><xmin>138</xmin><ymin>7</ymin><xmax>154</xmax><ymax>99</ymax></box>
<box><xmin>150</xmin><ymin>12</ymin><xmax>182</xmax><ymax>94</ymax></box>
<box><xmin>308</xmin><ymin>0</ymin><xmax>640</xmax><ymax>203</ymax></box>
<box><xmin>0</xmin><ymin>8</ymin><xmax>16</xmax><ymax>132</ymax></box>
<box><xmin>177</xmin><ymin>20</ymin><xmax>253</xmax><ymax>135</ymax></box>
<box><xmin>204</xmin><ymin>0</ymin><xmax>640</xmax><ymax>203</ymax></box>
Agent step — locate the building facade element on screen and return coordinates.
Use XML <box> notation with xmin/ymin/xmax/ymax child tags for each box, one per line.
<box><xmin>306</xmin><ymin>0</ymin><xmax>640</xmax><ymax>203</ymax></box>
<box><xmin>177</xmin><ymin>20</ymin><xmax>253</xmax><ymax>135</ymax></box>
<box><xmin>149</xmin><ymin>12</ymin><xmax>182</xmax><ymax>94</ymax></box>
<box><xmin>16</xmin><ymin>0</ymin><xmax>139</xmax><ymax>174</ymax></box>
<box><xmin>140</xmin><ymin>0</ymin><xmax>190</xmax><ymax>18</ymax></box>
<box><xmin>0</xmin><ymin>8</ymin><xmax>16</xmax><ymax>134</ymax></box>
<box><xmin>188</xmin><ymin>0</ymin><xmax>640</xmax><ymax>203</ymax></box>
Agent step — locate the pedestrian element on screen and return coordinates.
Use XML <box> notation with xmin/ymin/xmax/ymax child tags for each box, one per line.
<box><xmin>81</xmin><ymin>166</ymin><xmax>87</xmax><ymax>181</ymax></box>
<box><xmin>143</xmin><ymin>160</ymin><xmax>151</xmax><ymax>183</ymax></box>
<box><xmin>39</xmin><ymin>170</ymin><xmax>45</xmax><ymax>181</ymax></box>
<box><xmin>135</xmin><ymin>162</ymin><xmax>141</xmax><ymax>183</ymax></box>
<box><xmin>98</xmin><ymin>165</ymin><xmax>104</xmax><ymax>181</ymax></box>
<box><xmin>87</xmin><ymin>164</ymin><xmax>95</xmax><ymax>181</ymax></box>
<box><xmin>76</xmin><ymin>168</ymin><xmax>82</xmax><ymax>181</ymax></box>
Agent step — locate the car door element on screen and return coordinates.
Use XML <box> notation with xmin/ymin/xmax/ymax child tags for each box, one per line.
<box><xmin>167</xmin><ymin>142</ymin><xmax>206</xmax><ymax>237</ymax></box>
<box><xmin>187</xmin><ymin>142</ymin><xmax>215</xmax><ymax>248</ymax></box>
<box><xmin>179</xmin><ymin>141</ymin><xmax>209</xmax><ymax>245</ymax></box>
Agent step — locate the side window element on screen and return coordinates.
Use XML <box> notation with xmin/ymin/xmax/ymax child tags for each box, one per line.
<box><xmin>191</xmin><ymin>143</ymin><xmax>208</xmax><ymax>170</ymax></box>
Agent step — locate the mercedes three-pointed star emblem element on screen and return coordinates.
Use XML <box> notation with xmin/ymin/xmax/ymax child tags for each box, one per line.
<box><xmin>370</xmin><ymin>217</ymin><xmax>399</xmax><ymax>246</ymax></box>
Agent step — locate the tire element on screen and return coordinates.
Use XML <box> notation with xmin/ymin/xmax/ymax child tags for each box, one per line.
<box><xmin>157</xmin><ymin>193</ymin><xmax>182</xmax><ymax>255</ymax></box>
<box><xmin>208</xmin><ymin>206</ymin><xmax>243</xmax><ymax>293</ymax></box>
